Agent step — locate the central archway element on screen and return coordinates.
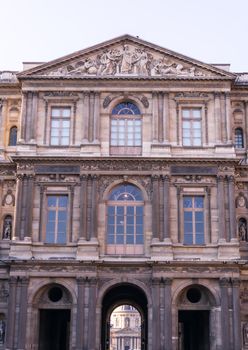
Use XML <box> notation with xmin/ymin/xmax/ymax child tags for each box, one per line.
<box><xmin>101</xmin><ymin>283</ymin><xmax>148</xmax><ymax>350</ymax></box>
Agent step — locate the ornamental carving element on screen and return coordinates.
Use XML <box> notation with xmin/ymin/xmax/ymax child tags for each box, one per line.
<box><xmin>174</xmin><ymin>92</ymin><xmax>209</xmax><ymax>99</ymax></box>
<box><xmin>44</xmin><ymin>91</ymin><xmax>79</xmax><ymax>98</ymax></box>
<box><xmin>47</xmin><ymin>44</ymin><xmax>209</xmax><ymax>78</ymax></box>
<box><xmin>2</xmin><ymin>189</ymin><xmax>15</xmax><ymax>206</ymax></box>
<box><xmin>236</xmin><ymin>193</ymin><xmax>248</xmax><ymax>208</ymax></box>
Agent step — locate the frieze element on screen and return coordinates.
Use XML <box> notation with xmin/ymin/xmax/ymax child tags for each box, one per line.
<box><xmin>81</xmin><ymin>160</ymin><xmax>169</xmax><ymax>172</ymax></box>
<box><xmin>44</xmin><ymin>91</ymin><xmax>79</xmax><ymax>98</ymax></box>
<box><xmin>174</xmin><ymin>92</ymin><xmax>209</xmax><ymax>99</ymax></box>
<box><xmin>171</xmin><ymin>166</ymin><xmax>217</xmax><ymax>175</ymax></box>
<box><xmin>46</xmin><ymin>43</ymin><xmax>211</xmax><ymax>78</ymax></box>
<box><xmin>36</xmin><ymin>174</ymin><xmax>79</xmax><ymax>183</ymax></box>
<box><xmin>35</xmin><ymin>165</ymin><xmax>80</xmax><ymax>174</ymax></box>
<box><xmin>172</xmin><ymin>175</ymin><xmax>215</xmax><ymax>184</ymax></box>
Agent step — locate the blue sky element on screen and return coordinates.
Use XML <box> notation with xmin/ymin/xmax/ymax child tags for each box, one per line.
<box><xmin>1</xmin><ymin>0</ymin><xmax>247</xmax><ymax>72</ymax></box>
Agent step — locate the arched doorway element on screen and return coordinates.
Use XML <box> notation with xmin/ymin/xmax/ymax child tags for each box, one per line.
<box><xmin>37</xmin><ymin>283</ymin><xmax>72</xmax><ymax>350</ymax></box>
<box><xmin>101</xmin><ymin>283</ymin><xmax>148</xmax><ymax>350</ymax></box>
<box><xmin>177</xmin><ymin>284</ymin><xmax>217</xmax><ymax>350</ymax></box>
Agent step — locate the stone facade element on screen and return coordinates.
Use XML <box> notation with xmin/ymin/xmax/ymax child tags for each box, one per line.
<box><xmin>0</xmin><ymin>34</ymin><xmax>248</xmax><ymax>349</ymax></box>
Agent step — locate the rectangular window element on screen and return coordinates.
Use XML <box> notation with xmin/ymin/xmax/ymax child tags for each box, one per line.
<box><xmin>182</xmin><ymin>108</ymin><xmax>202</xmax><ymax>146</ymax></box>
<box><xmin>183</xmin><ymin>196</ymin><xmax>204</xmax><ymax>245</ymax></box>
<box><xmin>50</xmin><ymin>107</ymin><xmax>71</xmax><ymax>146</ymax></box>
<box><xmin>45</xmin><ymin>195</ymin><xmax>68</xmax><ymax>244</ymax></box>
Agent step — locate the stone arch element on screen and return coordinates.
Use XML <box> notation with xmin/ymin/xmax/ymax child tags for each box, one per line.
<box><xmin>98</xmin><ymin>280</ymin><xmax>150</xmax><ymax>350</ymax></box>
<box><xmin>102</xmin><ymin>179</ymin><xmax>149</xmax><ymax>202</ymax></box>
<box><xmin>172</xmin><ymin>280</ymin><xmax>220</xmax><ymax>307</ymax></box>
<box><xmin>107</xmin><ymin>95</ymin><xmax>144</xmax><ymax>115</ymax></box>
<box><xmin>97</xmin><ymin>278</ymin><xmax>152</xmax><ymax>308</ymax></box>
<box><xmin>29</xmin><ymin>279</ymin><xmax>77</xmax><ymax>306</ymax></box>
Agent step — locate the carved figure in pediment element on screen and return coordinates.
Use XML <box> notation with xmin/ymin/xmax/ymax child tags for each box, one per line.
<box><xmin>121</xmin><ymin>45</ymin><xmax>133</xmax><ymax>73</ymax></box>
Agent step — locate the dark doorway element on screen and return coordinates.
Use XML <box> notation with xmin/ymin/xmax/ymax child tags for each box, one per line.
<box><xmin>38</xmin><ymin>309</ymin><xmax>70</xmax><ymax>350</ymax></box>
<box><xmin>178</xmin><ymin>310</ymin><xmax>210</xmax><ymax>350</ymax></box>
<box><xmin>101</xmin><ymin>283</ymin><xmax>148</xmax><ymax>350</ymax></box>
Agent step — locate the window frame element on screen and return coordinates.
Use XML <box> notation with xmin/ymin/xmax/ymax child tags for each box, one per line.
<box><xmin>8</xmin><ymin>126</ymin><xmax>18</xmax><ymax>146</ymax></box>
<box><xmin>234</xmin><ymin>127</ymin><xmax>244</xmax><ymax>149</ymax></box>
<box><xmin>110</xmin><ymin>102</ymin><xmax>142</xmax><ymax>155</ymax></box>
<box><xmin>106</xmin><ymin>184</ymin><xmax>144</xmax><ymax>255</ymax></box>
<box><xmin>179</xmin><ymin>188</ymin><xmax>208</xmax><ymax>246</ymax></box>
<box><xmin>41</xmin><ymin>189</ymin><xmax>71</xmax><ymax>245</ymax></box>
<box><xmin>181</xmin><ymin>107</ymin><xmax>203</xmax><ymax>147</ymax></box>
<box><xmin>50</xmin><ymin>106</ymin><xmax>71</xmax><ymax>146</ymax></box>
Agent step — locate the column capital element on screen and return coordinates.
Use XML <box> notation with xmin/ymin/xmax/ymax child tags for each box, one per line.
<box><xmin>231</xmin><ymin>278</ymin><xmax>241</xmax><ymax>287</ymax></box>
<box><xmin>219</xmin><ymin>277</ymin><xmax>230</xmax><ymax>287</ymax></box>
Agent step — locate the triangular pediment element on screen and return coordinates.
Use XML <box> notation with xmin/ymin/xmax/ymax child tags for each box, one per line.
<box><xmin>18</xmin><ymin>35</ymin><xmax>235</xmax><ymax>80</ymax></box>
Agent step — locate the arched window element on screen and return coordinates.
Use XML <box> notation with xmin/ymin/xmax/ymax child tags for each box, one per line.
<box><xmin>235</xmin><ymin>128</ymin><xmax>244</xmax><ymax>148</ymax></box>
<box><xmin>107</xmin><ymin>184</ymin><xmax>144</xmax><ymax>255</ymax></box>
<box><xmin>110</xmin><ymin>102</ymin><xmax>142</xmax><ymax>155</ymax></box>
<box><xmin>9</xmin><ymin>126</ymin><xmax>17</xmax><ymax>146</ymax></box>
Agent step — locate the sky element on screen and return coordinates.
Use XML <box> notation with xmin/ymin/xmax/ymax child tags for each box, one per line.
<box><xmin>1</xmin><ymin>0</ymin><xmax>247</xmax><ymax>73</ymax></box>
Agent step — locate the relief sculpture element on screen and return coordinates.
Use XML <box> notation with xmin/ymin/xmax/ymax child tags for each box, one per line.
<box><xmin>48</xmin><ymin>44</ymin><xmax>208</xmax><ymax>78</ymax></box>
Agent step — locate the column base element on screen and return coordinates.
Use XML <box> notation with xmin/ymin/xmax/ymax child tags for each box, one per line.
<box><xmin>76</xmin><ymin>239</ymin><xmax>99</xmax><ymax>260</ymax></box>
<box><xmin>150</xmin><ymin>238</ymin><xmax>173</xmax><ymax>260</ymax></box>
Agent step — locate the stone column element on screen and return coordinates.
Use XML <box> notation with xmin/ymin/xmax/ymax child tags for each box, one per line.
<box><xmin>152</xmin><ymin>92</ymin><xmax>159</xmax><ymax>142</ymax></box>
<box><xmin>0</xmin><ymin>99</ymin><xmax>6</xmax><ymax>149</ymax></box>
<box><xmin>221</xmin><ymin>93</ymin><xmax>227</xmax><ymax>143</ymax></box>
<box><xmin>43</xmin><ymin>100</ymin><xmax>48</xmax><ymax>145</ymax></box>
<box><xmin>14</xmin><ymin>175</ymin><xmax>24</xmax><ymax>240</ymax></box>
<box><xmin>217</xmin><ymin>176</ymin><xmax>226</xmax><ymax>241</ymax></box>
<box><xmin>206</xmin><ymin>187</ymin><xmax>212</xmax><ymax>243</ymax></box>
<box><xmin>88</xmin><ymin>278</ymin><xmax>97</xmax><ymax>350</ymax></box>
<box><xmin>164</xmin><ymin>278</ymin><xmax>172</xmax><ymax>350</ymax></box>
<box><xmin>225</xmin><ymin>92</ymin><xmax>231</xmax><ymax>143</ymax></box>
<box><xmin>162</xmin><ymin>175</ymin><xmax>170</xmax><ymax>241</ymax></box>
<box><xmin>232</xmin><ymin>278</ymin><xmax>241</xmax><ymax>350</ymax></box>
<box><xmin>176</xmin><ymin>102</ymin><xmax>180</xmax><ymax>145</ymax></box>
<box><xmin>163</xmin><ymin>93</ymin><xmax>169</xmax><ymax>143</ymax></box>
<box><xmin>79</xmin><ymin>175</ymin><xmax>87</xmax><ymax>240</ymax></box>
<box><xmin>159</xmin><ymin>177</ymin><xmax>164</xmax><ymax>242</ymax></box>
<box><xmin>83</xmin><ymin>277</ymin><xmax>90</xmax><ymax>349</ymax></box>
<box><xmin>20</xmin><ymin>175</ymin><xmax>28</xmax><ymax>240</ymax></box>
<box><xmin>152</xmin><ymin>176</ymin><xmax>159</xmax><ymax>240</ymax></box>
<box><xmin>220</xmin><ymin>278</ymin><xmax>230</xmax><ymax>350</ymax></box>
<box><xmin>25</xmin><ymin>175</ymin><xmax>34</xmax><ymax>239</ymax></box>
<box><xmin>69</xmin><ymin>185</ymin><xmax>75</xmax><ymax>242</ymax></box>
<box><xmin>83</xmin><ymin>92</ymin><xmax>90</xmax><ymax>142</ymax></box>
<box><xmin>204</xmin><ymin>102</ymin><xmax>209</xmax><ymax>144</ymax></box>
<box><xmin>6</xmin><ymin>277</ymin><xmax>18</xmax><ymax>349</ymax></box>
<box><xmin>245</xmin><ymin>101</ymin><xmax>248</xmax><ymax>150</ymax></box>
<box><xmin>151</xmin><ymin>278</ymin><xmax>160</xmax><ymax>349</ymax></box>
<box><xmin>38</xmin><ymin>185</ymin><xmax>44</xmax><ymax>242</ymax></box>
<box><xmin>227</xmin><ymin>175</ymin><xmax>236</xmax><ymax>241</ymax></box>
<box><xmin>86</xmin><ymin>176</ymin><xmax>92</xmax><ymax>241</ymax></box>
<box><xmin>93</xmin><ymin>92</ymin><xmax>100</xmax><ymax>142</ymax></box>
<box><xmin>158</xmin><ymin>92</ymin><xmax>164</xmax><ymax>143</ymax></box>
<box><xmin>17</xmin><ymin>277</ymin><xmax>29</xmax><ymax>350</ymax></box>
<box><xmin>75</xmin><ymin>277</ymin><xmax>85</xmax><ymax>350</ymax></box>
<box><xmin>31</xmin><ymin>92</ymin><xmax>38</xmax><ymax>141</ymax></box>
<box><xmin>177</xmin><ymin>187</ymin><xmax>181</xmax><ymax>243</ymax></box>
<box><xmin>20</xmin><ymin>92</ymin><xmax>27</xmax><ymax>141</ymax></box>
<box><xmin>214</xmin><ymin>93</ymin><xmax>221</xmax><ymax>143</ymax></box>
<box><xmin>91</xmin><ymin>175</ymin><xmax>98</xmax><ymax>239</ymax></box>
<box><xmin>26</xmin><ymin>92</ymin><xmax>33</xmax><ymax>142</ymax></box>
<box><xmin>89</xmin><ymin>92</ymin><xmax>95</xmax><ymax>142</ymax></box>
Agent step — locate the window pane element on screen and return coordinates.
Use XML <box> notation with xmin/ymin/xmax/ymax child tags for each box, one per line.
<box><xmin>62</xmin><ymin>120</ymin><xmax>70</xmax><ymax>128</ymax></box>
<box><xmin>116</xmin><ymin>225</ymin><xmax>124</xmax><ymax>234</ymax></box>
<box><xmin>107</xmin><ymin>235</ymin><xmax>115</xmax><ymax>244</ymax></box>
<box><xmin>46</xmin><ymin>232</ymin><xmax>55</xmax><ymax>243</ymax></box>
<box><xmin>48</xmin><ymin>211</ymin><xmax>56</xmax><ymax>221</ymax></box>
<box><xmin>58</xmin><ymin>211</ymin><xmax>67</xmax><ymax>221</ymax></box>
<box><xmin>127</xmin><ymin>216</ymin><xmax>134</xmax><ymax>224</ymax></box>
<box><xmin>126</xmin><ymin>225</ymin><xmax>134</xmax><ymax>234</ymax></box>
<box><xmin>61</xmin><ymin>137</ymin><xmax>69</xmax><ymax>145</ymax></box>
<box><xmin>136</xmin><ymin>234</ymin><xmax>143</xmax><ymax>244</ymax></box>
<box><xmin>47</xmin><ymin>196</ymin><xmax>57</xmax><ymax>207</ymax></box>
<box><xmin>184</xmin><ymin>234</ymin><xmax>193</xmax><ymax>245</ymax></box>
<box><xmin>59</xmin><ymin>196</ymin><xmax>68</xmax><ymax>207</ymax></box>
<box><xmin>108</xmin><ymin>206</ymin><xmax>115</xmax><ymax>215</ymax></box>
<box><xmin>183</xmin><ymin>197</ymin><xmax>192</xmax><ymax>208</ymax></box>
<box><xmin>184</xmin><ymin>223</ymin><xmax>193</xmax><ymax>233</ymax></box>
<box><xmin>116</xmin><ymin>235</ymin><xmax>124</xmax><ymax>244</ymax></box>
<box><xmin>136</xmin><ymin>206</ymin><xmax>143</xmax><ymax>215</ymax></box>
<box><xmin>195</xmin><ymin>223</ymin><xmax>204</xmax><ymax>233</ymax></box>
<box><xmin>51</xmin><ymin>108</ymin><xmax>60</xmax><ymax>116</ymax></box>
<box><xmin>126</xmin><ymin>235</ymin><xmax>134</xmax><ymax>244</ymax></box>
<box><xmin>57</xmin><ymin>232</ymin><xmax>66</xmax><ymax>244</ymax></box>
<box><xmin>108</xmin><ymin>225</ymin><xmax>115</xmax><ymax>234</ymax></box>
<box><xmin>192</xmin><ymin>109</ymin><xmax>201</xmax><ymax>118</ymax></box>
<box><xmin>182</xmin><ymin>110</ymin><xmax>190</xmax><ymax>118</ymax></box>
<box><xmin>62</xmin><ymin>108</ymin><xmax>71</xmax><ymax>117</ymax></box>
<box><xmin>136</xmin><ymin>225</ymin><xmax>143</xmax><ymax>234</ymax></box>
<box><xmin>51</xmin><ymin>120</ymin><xmax>60</xmax><ymax>127</ymax></box>
<box><xmin>196</xmin><ymin>234</ymin><xmax>204</xmax><ymax>244</ymax></box>
<box><xmin>127</xmin><ymin>206</ymin><xmax>134</xmax><ymax>215</ymax></box>
<box><xmin>194</xmin><ymin>197</ymin><xmax>204</xmax><ymax>208</ymax></box>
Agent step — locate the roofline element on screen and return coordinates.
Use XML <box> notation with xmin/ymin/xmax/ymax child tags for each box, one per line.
<box><xmin>17</xmin><ymin>34</ymin><xmax>236</xmax><ymax>79</ymax></box>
